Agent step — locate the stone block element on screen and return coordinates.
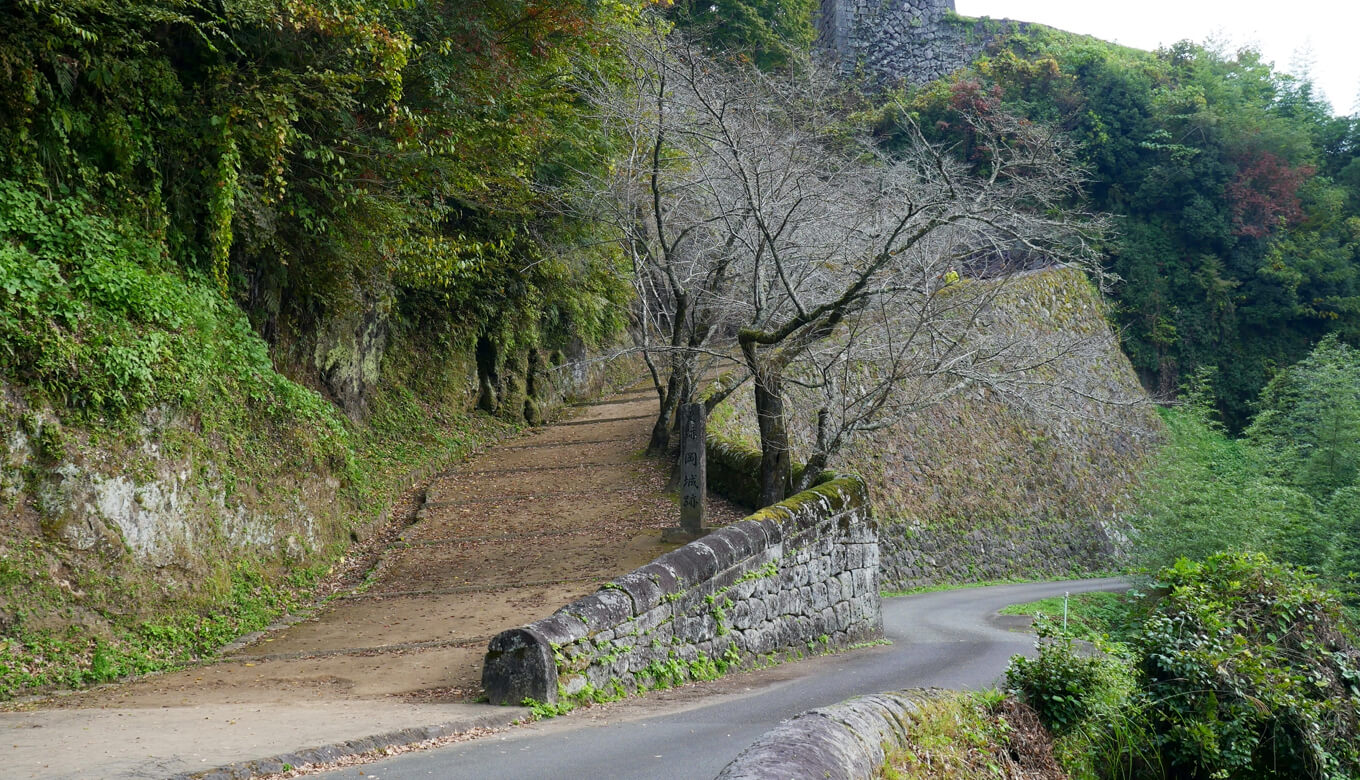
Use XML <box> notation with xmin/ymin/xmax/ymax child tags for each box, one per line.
<box><xmin>762</xmin><ymin>593</ymin><xmax>782</xmax><ymax>620</ymax></box>
<box><xmin>819</xmin><ymin>607</ymin><xmax>836</xmax><ymax>634</ymax></box>
<box><xmin>812</xmin><ymin>582</ymin><xmax>829</xmax><ymax>611</ymax></box>
<box><xmin>560</xmin><ymin>672</ymin><xmax>588</xmax><ymax>697</ymax></box>
<box><xmin>717</xmin><ymin>523</ymin><xmax>760</xmax><ymax>560</ymax></box>
<box><xmin>612</xmin><ymin>570</ymin><xmax>665</xmax><ymax>614</ymax></box>
<box><xmin>631</xmin><ymin>604</ymin><xmax>671</xmax><ymax>634</ymax></box>
<box><xmin>532</xmin><ymin>613</ymin><xmax>588</xmax><ymax>647</ymax></box>
<box><xmin>730</xmin><ymin>519</ymin><xmax>769</xmax><ymax>552</ymax></box>
<box><xmin>716</xmin><ymin>690</ymin><xmax>941</xmax><ymax>779</ymax></box>
<box><xmin>826</xmin><ymin>576</ymin><xmax>841</xmax><ymax>604</ymax></box>
<box><xmin>637</xmin><ymin>560</ymin><xmax>682</xmax><ymax>594</ymax></box>
<box><xmin>560</xmin><ymin>588</ymin><xmax>633</xmax><ymax>636</ymax></box>
<box><xmin>483</xmin><ymin>626</ymin><xmax>558</xmax><ymax>705</ymax></box>
<box><xmin>697</xmin><ymin>534</ymin><xmax>739</xmax><ymax>569</ymax></box>
<box><xmin>732</xmin><ymin>598</ymin><xmax>767</xmax><ymax>631</ymax></box>
<box><xmin>834</xmin><ymin>601</ymin><xmax>852</xmax><ymax>630</ymax></box>
<box><xmin>746</xmin><ymin>624</ymin><xmax>775</xmax><ymax>654</ymax></box>
<box><xmin>751</xmin><ymin>516</ymin><xmax>784</xmax><ymax>547</ymax></box>
<box><xmin>657</xmin><ymin>542</ymin><xmax>721</xmax><ymax>588</ymax></box>
<box><xmin>730</xmin><ymin>579</ymin><xmax>757</xmax><ymax>601</ymax></box>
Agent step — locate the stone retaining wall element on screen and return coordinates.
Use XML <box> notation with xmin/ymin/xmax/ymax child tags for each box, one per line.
<box><xmin>878</xmin><ymin>515</ymin><xmax>1118</xmax><ymax>593</ymax></box>
<box><xmin>716</xmin><ymin>689</ymin><xmax>942</xmax><ymax>779</ymax></box>
<box><xmin>704</xmin><ymin>437</ymin><xmax>810</xmax><ymax>511</ymax></box>
<box><xmin>482</xmin><ymin>475</ymin><xmax>882</xmax><ymax>705</ymax></box>
<box><xmin>817</xmin><ymin>0</ymin><xmax>1031</xmax><ymax>87</ymax></box>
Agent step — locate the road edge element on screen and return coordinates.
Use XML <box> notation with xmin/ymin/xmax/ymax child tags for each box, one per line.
<box><xmin>166</xmin><ymin>707</ymin><xmax>529</xmax><ymax>780</ymax></box>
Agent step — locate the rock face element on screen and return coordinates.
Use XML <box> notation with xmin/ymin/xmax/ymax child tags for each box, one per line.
<box><xmin>482</xmin><ymin>475</ymin><xmax>882</xmax><ymax>705</ymax></box>
<box><xmin>0</xmin><ymin>338</ymin><xmax>620</xmax><ymax>671</ymax></box>
<box><xmin>5</xmin><ymin>399</ymin><xmax>326</xmax><ymax>580</ymax></box>
<box><xmin>878</xmin><ymin>516</ymin><xmax>1118</xmax><ymax>591</ymax></box>
<box><xmin>312</xmin><ymin>293</ymin><xmax>391</xmax><ymax>420</ymax></box>
<box><xmin>716</xmin><ymin>689</ymin><xmax>943</xmax><ymax>779</ymax></box>
<box><xmin>817</xmin><ymin>0</ymin><xmax>1028</xmax><ymax>86</ymax></box>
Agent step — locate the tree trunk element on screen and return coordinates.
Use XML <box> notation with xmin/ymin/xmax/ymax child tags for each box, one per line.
<box><xmin>792</xmin><ymin>451</ymin><xmax>828</xmax><ymax>493</ymax></box>
<box><xmin>752</xmin><ymin>367</ymin><xmax>792</xmax><ymax>506</ymax></box>
<box><xmin>792</xmin><ymin>408</ymin><xmax>834</xmax><ymax>493</ymax></box>
<box><xmin>647</xmin><ymin>370</ymin><xmax>683</xmax><ymax>455</ymax></box>
<box><xmin>671</xmin><ymin>372</ymin><xmax>693</xmax><ymax>434</ymax></box>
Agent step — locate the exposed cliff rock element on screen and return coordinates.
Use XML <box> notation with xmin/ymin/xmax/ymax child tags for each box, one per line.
<box><xmin>817</xmin><ymin>0</ymin><xmax>1031</xmax><ymax>86</ymax></box>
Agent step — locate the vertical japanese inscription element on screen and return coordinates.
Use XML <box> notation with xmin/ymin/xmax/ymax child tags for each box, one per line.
<box><xmin>678</xmin><ymin>402</ymin><xmax>707</xmax><ymax>535</ymax></box>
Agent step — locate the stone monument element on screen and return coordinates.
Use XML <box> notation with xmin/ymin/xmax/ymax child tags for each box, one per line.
<box><xmin>662</xmin><ymin>402</ymin><xmax>711</xmax><ymax>543</ymax></box>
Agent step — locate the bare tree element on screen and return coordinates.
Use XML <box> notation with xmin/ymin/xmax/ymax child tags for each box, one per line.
<box><xmin>574</xmin><ymin>27</ymin><xmax>752</xmax><ymax>454</ymax></box>
<box><xmin>581</xmin><ymin>29</ymin><xmax>1121</xmax><ymax>502</ymax></box>
<box><xmin>757</xmin><ymin>112</ymin><xmax>1123</xmax><ymax>499</ymax></box>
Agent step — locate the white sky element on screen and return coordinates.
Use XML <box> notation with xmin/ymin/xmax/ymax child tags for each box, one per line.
<box><xmin>956</xmin><ymin>0</ymin><xmax>1360</xmax><ymax>115</ymax></box>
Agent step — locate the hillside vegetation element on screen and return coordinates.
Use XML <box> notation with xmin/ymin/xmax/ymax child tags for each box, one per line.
<box><xmin>882</xmin><ymin>22</ymin><xmax>1360</xmax><ymax>428</ymax></box>
<box><xmin>0</xmin><ymin>0</ymin><xmax>641</xmax><ymax>699</ymax></box>
<box><xmin>711</xmin><ymin>268</ymin><xmax>1160</xmax><ymax>588</ymax></box>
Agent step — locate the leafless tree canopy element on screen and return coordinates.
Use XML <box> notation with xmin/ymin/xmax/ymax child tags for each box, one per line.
<box><xmin>575</xmin><ymin>27</ymin><xmax>1128</xmax><ymax>504</ymax></box>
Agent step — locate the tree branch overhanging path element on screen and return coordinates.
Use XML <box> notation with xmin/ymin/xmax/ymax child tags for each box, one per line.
<box><xmin>575</xmin><ymin>28</ymin><xmax>1137</xmax><ymax>504</ymax></box>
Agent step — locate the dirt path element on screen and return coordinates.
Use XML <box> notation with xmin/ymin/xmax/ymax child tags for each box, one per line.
<box><xmin>36</xmin><ymin>385</ymin><xmax>745</xmax><ymax>710</ymax></box>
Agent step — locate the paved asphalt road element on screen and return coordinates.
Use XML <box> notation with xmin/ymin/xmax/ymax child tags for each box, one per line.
<box><xmin>318</xmin><ymin>577</ymin><xmax>1125</xmax><ymax>780</ymax></box>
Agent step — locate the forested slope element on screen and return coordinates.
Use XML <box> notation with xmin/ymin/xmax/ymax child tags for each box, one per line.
<box><xmin>710</xmin><ymin>268</ymin><xmax>1161</xmax><ymax>589</ymax></box>
<box><xmin>875</xmin><ymin>21</ymin><xmax>1360</xmax><ymax>427</ymax></box>
<box><xmin>0</xmin><ymin>0</ymin><xmax>639</xmax><ymax>698</ymax></box>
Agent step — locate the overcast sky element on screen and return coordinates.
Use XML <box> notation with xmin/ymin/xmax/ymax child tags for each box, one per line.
<box><xmin>956</xmin><ymin>0</ymin><xmax>1360</xmax><ymax>115</ymax></box>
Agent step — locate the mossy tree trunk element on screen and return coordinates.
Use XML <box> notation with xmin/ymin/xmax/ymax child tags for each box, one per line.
<box><xmin>746</xmin><ymin>342</ymin><xmax>792</xmax><ymax>505</ymax></box>
<box><xmin>648</xmin><ymin>368</ymin><xmax>684</xmax><ymax>454</ymax></box>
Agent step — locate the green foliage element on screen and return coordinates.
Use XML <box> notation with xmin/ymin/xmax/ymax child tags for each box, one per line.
<box><xmin>522</xmin><ymin>696</ymin><xmax>576</xmax><ymax>720</ymax></box>
<box><xmin>0</xmin><ymin>0</ymin><xmax>637</xmax><ymax>397</ymax></box>
<box><xmin>666</xmin><ymin>0</ymin><xmax>816</xmax><ymax>70</ymax></box>
<box><xmin>0</xmin><ymin>287</ymin><xmax>510</xmax><ymax>700</ymax></box>
<box><xmin>0</xmin><ymin>179</ymin><xmax>343</xmax><ymax>435</ymax></box>
<box><xmin>0</xmin><ymin>0</ymin><xmax>650</xmax><ymax>703</ymax></box>
<box><xmin>999</xmin><ymin>591</ymin><xmax>1142</xmax><ymax>646</ymax></box>
<box><xmin>1134</xmin><ymin>401</ymin><xmax>1284</xmax><ymax>570</ymax></box>
<box><xmin>1136</xmin><ymin>349</ymin><xmax>1360</xmax><ymax>598</ymax></box>
<box><xmin>1007</xmin><ymin>635</ymin><xmax>1121</xmax><ymax>736</ymax></box>
<box><xmin>734</xmin><ymin>559</ymin><xmax>778</xmax><ymax>584</ymax></box>
<box><xmin>1011</xmin><ymin>553</ymin><xmax>1360</xmax><ymax>779</ymax></box>
<box><xmin>905</xmin><ymin>27</ymin><xmax>1360</xmax><ymax>427</ymax></box>
<box><xmin>1247</xmin><ymin>334</ymin><xmax>1360</xmax><ymax>500</ymax></box>
<box><xmin>880</xmin><ymin>691</ymin><xmax>1041</xmax><ymax>780</ymax></box>
<box><xmin>0</xmin><ymin>562</ymin><xmax>301</xmax><ymax>698</ymax></box>
<box><xmin>1137</xmin><ymin>554</ymin><xmax>1360</xmax><ymax>779</ymax></box>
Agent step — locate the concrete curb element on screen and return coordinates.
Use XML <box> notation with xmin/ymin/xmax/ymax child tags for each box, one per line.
<box><xmin>715</xmin><ymin>688</ymin><xmax>944</xmax><ymax>780</ymax></box>
<box><xmin>167</xmin><ymin>707</ymin><xmax>529</xmax><ymax>780</ymax></box>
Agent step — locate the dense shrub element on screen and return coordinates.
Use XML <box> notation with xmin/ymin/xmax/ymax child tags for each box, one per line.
<box><xmin>1134</xmin><ymin>361</ymin><xmax>1359</xmax><ymax>600</ymax></box>
<box><xmin>1007</xmin><ymin>636</ymin><xmax>1115</xmax><ymax>735</ymax></box>
<box><xmin>1138</xmin><ymin>554</ymin><xmax>1360</xmax><ymax>779</ymax></box>
<box><xmin>1011</xmin><ymin>553</ymin><xmax>1360</xmax><ymax>780</ymax></box>
<box><xmin>0</xmin><ymin>179</ymin><xmax>342</xmax><ymax>433</ymax></box>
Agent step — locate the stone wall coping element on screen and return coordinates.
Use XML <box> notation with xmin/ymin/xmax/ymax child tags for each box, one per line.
<box><xmin>714</xmin><ymin>688</ymin><xmax>945</xmax><ymax>779</ymax></box>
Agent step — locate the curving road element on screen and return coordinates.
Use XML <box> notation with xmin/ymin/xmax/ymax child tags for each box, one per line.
<box><xmin>317</xmin><ymin>577</ymin><xmax>1124</xmax><ymax>780</ymax></box>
